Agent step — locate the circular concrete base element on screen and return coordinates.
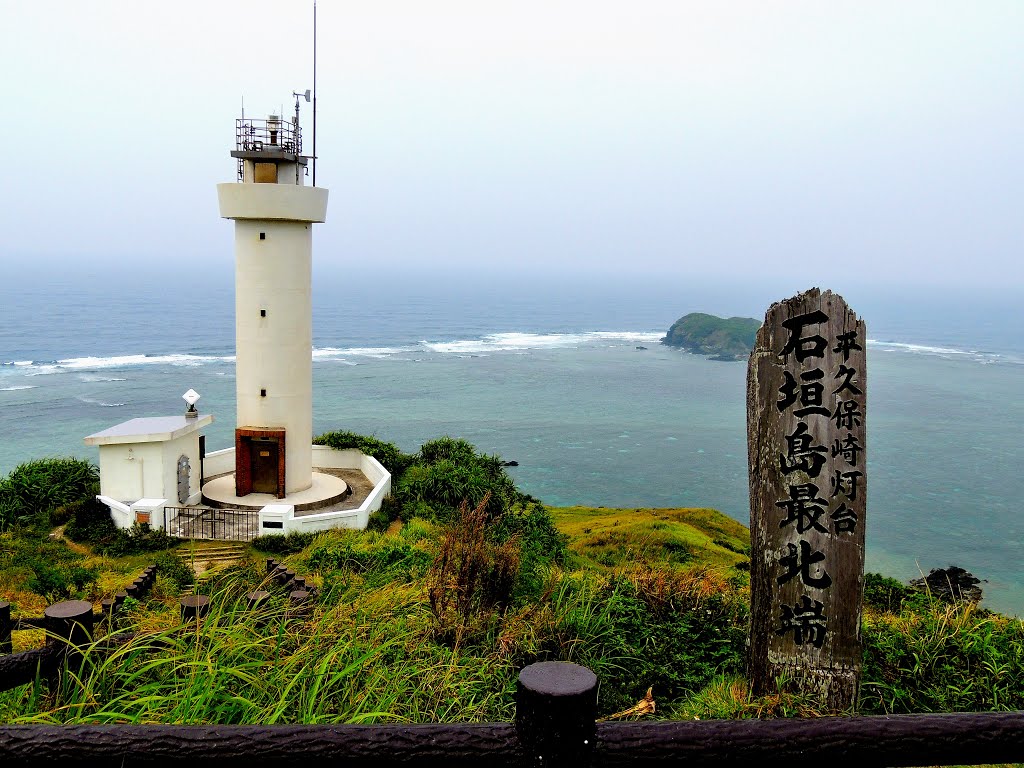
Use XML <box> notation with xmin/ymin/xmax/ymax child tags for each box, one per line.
<box><xmin>202</xmin><ymin>472</ymin><xmax>349</xmax><ymax>512</ymax></box>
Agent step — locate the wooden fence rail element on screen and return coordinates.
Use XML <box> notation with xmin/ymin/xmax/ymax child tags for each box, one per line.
<box><xmin>0</xmin><ymin>710</ymin><xmax>1023</xmax><ymax>768</ymax></box>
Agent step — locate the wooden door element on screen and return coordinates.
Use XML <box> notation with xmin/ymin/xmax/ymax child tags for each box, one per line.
<box><xmin>252</xmin><ymin>442</ymin><xmax>278</xmax><ymax>494</ymax></box>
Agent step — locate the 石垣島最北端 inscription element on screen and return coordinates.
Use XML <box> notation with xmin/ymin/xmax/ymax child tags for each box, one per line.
<box><xmin>747</xmin><ymin>288</ymin><xmax>866</xmax><ymax>710</ymax></box>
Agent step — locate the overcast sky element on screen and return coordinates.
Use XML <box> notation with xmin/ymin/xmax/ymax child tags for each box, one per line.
<box><xmin>2</xmin><ymin>1</ymin><xmax>1022</xmax><ymax>289</ymax></box>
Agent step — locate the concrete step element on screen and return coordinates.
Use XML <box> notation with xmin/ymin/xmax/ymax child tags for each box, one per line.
<box><xmin>178</xmin><ymin>544</ymin><xmax>246</xmax><ymax>560</ymax></box>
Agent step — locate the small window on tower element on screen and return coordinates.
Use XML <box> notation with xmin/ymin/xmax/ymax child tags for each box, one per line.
<box><xmin>261</xmin><ymin>389</ymin><xmax>267</xmax><ymax>397</ymax></box>
<box><xmin>260</xmin><ymin>309</ymin><xmax>266</xmax><ymax>317</ymax></box>
<box><xmin>259</xmin><ymin>232</ymin><xmax>266</xmax><ymax>240</ymax></box>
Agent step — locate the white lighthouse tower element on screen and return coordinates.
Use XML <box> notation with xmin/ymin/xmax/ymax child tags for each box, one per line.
<box><xmin>84</xmin><ymin>95</ymin><xmax>392</xmax><ymax>535</ymax></box>
<box><xmin>216</xmin><ymin>108</ymin><xmax>327</xmax><ymax>499</ymax></box>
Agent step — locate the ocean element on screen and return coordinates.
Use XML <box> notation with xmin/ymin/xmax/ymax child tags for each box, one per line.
<box><xmin>2</xmin><ymin>263</ymin><xmax>1023</xmax><ymax>615</ymax></box>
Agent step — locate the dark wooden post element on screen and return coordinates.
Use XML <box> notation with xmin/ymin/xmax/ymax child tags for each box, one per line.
<box><xmin>44</xmin><ymin>600</ymin><xmax>94</xmax><ymax>672</ymax></box>
<box><xmin>246</xmin><ymin>591</ymin><xmax>271</xmax><ymax>610</ymax></box>
<box><xmin>113</xmin><ymin>592</ymin><xmax>127</xmax><ymax>612</ymax></box>
<box><xmin>179</xmin><ymin>595</ymin><xmax>211</xmax><ymax>622</ymax></box>
<box><xmin>0</xmin><ymin>602</ymin><xmax>11</xmax><ymax>655</ymax></box>
<box><xmin>516</xmin><ymin>661</ymin><xmax>598</xmax><ymax>768</ymax></box>
<box><xmin>747</xmin><ymin>288</ymin><xmax>867</xmax><ymax>710</ymax></box>
<box><xmin>265</xmin><ymin>558</ymin><xmax>278</xmax><ymax>575</ymax></box>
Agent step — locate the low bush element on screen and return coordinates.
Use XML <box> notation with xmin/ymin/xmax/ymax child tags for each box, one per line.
<box><xmin>313</xmin><ymin>431</ymin><xmax>416</xmax><ymax>478</ymax></box>
<box><xmin>862</xmin><ymin>601</ymin><xmax>1024</xmax><ymax>713</ymax></box>
<box><xmin>99</xmin><ymin>524</ymin><xmax>180</xmax><ymax>557</ymax></box>
<box><xmin>251</xmin><ymin>531</ymin><xmax>321</xmax><ymax>554</ymax></box>
<box><xmin>0</xmin><ymin>534</ymin><xmax>98</xmax><ymax>601</ymax></box>
<box><xmin>0</xmin><ymin>457</ymin><xmax>98</xmax><ymax>530</ymax></box>
<box><xmin>152</xmin><ymin>550</ymin><xmax>194</xmax><ymax>591</ymax></box>
<box><xmin>305</xmin><ymin>529</ymin><xmax>434</xmax><ymax>586</ymax></box>
<box><xmin>64</xmin><ymin>497</ymin><xmax>118</xmax><ymax>544</ymax></box>
<box><xmin>588</xmin><ymin>569</ymin><xmax>749</xmax><ymax>713</ymax></box>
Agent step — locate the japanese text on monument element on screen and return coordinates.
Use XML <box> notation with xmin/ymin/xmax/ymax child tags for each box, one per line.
<box><xmin>747</xmin><ymin>289</ymin><xmax>867</xmax><ymax>708</ymax></box>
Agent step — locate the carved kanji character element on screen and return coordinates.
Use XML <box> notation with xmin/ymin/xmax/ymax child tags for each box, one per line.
<box><xmin>777</xmin><ymin>539</ymin><xmax>832</xmax><ymax>589</ymax></box>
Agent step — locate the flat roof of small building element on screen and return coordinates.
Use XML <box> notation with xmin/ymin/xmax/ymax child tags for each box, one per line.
<box><xmin>83</xmin><ymin>414</ymin><xmax>213</xmax><ymax>446</ymax></box>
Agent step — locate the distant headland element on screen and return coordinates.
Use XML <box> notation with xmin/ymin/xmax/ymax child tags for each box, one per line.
<box><xmin>661</xmin><ymin>312</ymin><xmax>761</xmax><ymax>361</ymax></box>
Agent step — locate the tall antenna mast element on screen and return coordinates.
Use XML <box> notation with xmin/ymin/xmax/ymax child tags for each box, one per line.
<box><xmin>312</xmin><ymin>1</ymin><xmax>318</xmax><ymax>187</ymax></box>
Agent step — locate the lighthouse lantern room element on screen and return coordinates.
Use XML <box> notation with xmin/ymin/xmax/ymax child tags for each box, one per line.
<box><xmin>216</xmin><ymin>110</ymin><xmax>328</xmax><ymax>498</ymax></box>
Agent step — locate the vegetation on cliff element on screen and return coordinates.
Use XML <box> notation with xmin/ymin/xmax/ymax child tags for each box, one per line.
<box><xmin>0</xmin><ymin>446</ymin><xmax>1021</xmax><ymax>724</ymax></box>
<box><xmin>662</xmin><ymin>312</ymin><xmax>761</xmax><ymax>361</ymax></box>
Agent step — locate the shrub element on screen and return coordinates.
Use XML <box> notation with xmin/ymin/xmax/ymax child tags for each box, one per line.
<box><xmin>305</xmin><ymin>529</ymin><xmax>433</xmax><ymax>586</ymax></box>
<box><xmin>864</xmin><ymin>572</ymin><xmax>922</xmax><ymax>614</ymax></box>
<box><xmin>585</xmin><ymin>570</ymin><xmax>748</xmax><ymax>713</ymax></box>
<box><xmin>862</xmin><ymin>601</ymin><xmax>1024</xmax><ymax>713</ymax></box>
<box><xmin>251</xmin><ymin>531</ymin><xmax>321</xmax><ymax>554</ymax></box>
<box><xmin>64</xmin><ymin>497</ymin><xmax>118</xmax><ymax>544</ymax></box>
<box><xmin>28</xmin><ymin>563</ymin><xmax>98</xmax><ymax>601</ymax></box>
<box><xmin>153</xmin><ymin>550</ymin><xmax>194</xmax><ymax>591</ymax></box>
<box><xmin>427</xmin><ymin>495</ymin><xmax>521</xmax><ymax>639</ymax></box>
<box><xmin>313</xmin><ymin>431</ymin><xmax>416</xmax><ymax>478</ymax></box>
<box><xmin>0</xmin><ymin>457</ymin><xmax>98</xmax><ymax>530</ymax></box>
<box><xmin>99</xmin><ymin>524</ymin><xmax>180</xmax><ymax>557</ymax></box>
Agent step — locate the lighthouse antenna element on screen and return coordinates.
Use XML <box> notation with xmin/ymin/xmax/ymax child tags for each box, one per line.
<box><xmin>312</xmin><ymin>0</ymin><xmax>318</xmax><ymax>187</ymax></box>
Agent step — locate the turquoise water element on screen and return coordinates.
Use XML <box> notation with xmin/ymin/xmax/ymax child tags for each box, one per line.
<box><xmin>2</xmin><ymin>265</ymin><xmax>1022</xmax><ymax>614</ymax></box>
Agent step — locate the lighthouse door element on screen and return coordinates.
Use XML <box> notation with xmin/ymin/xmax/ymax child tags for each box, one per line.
<box><xmin>252</xmin><ymin>441</ymin><xmax>279</xmax><ymax>495</ymax></box>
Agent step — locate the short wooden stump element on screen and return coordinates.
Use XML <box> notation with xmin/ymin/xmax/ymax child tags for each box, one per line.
<box><xmin>179</xmin><ymin>595</ymin><xmax>211</xmax><ymax>621</ymax></box>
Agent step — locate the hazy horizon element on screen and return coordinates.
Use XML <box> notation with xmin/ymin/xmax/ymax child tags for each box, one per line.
<box><xmin>2</xmin><ymin>2</ymin><xmax>1022</xmax><ymax>292</ymax></box>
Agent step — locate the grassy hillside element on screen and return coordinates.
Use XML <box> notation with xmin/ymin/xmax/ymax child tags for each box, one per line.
<box><xmin>1</xmin><ymin>447</ymin><xmax>1022</xmax><ymax>725</ymax></box>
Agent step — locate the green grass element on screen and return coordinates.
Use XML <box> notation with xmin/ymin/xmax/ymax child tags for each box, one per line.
<box><xmin>549</xmin><ymin>505</ymin><xmax>749</xmax><ymax>574</ymax></box>
<box><xmin>5</xmin><ymin>504</ymin><xmax>1024</xmax><ymax>725</ymax></box>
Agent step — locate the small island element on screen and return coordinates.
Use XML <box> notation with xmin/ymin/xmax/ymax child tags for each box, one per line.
<box><xmin>661</xmin><ymin>312</ymin><xmax>761</xmax><ymax>361</ymax></box>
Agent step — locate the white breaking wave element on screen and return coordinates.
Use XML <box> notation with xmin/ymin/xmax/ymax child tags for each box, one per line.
<box><xmin>868</xmin><ymin>340</ymin><xmax>969</xmax><ymax>356</ymax></box>
<box><xmin>313</xmin><ymin>346</ymin><xmax>418</xmax><ymax>360</ymax></box>
<box><xmin>422</xmin><ymin>331</ymin><xmax>663</xmax><ymax>355</ymax></box>
<box><xmin>78</xmin><ymin>374</ymin><xmax>128</xmax><ymax>382</ymax></box>
<box><xmin>58</xmin><ymin>353</ymin><xmax>234</xmax><ymax>370</ymax></box>
<box><xmin>0</xmin><ymin>385</ymin><xmax>37</xmax><ymax>391</ymax></box>
<box><xmin>76</xmin><ymin>395</ymin><xmax>125</xmax><ymax>407</ymax></box>
<box><xmin>866</xmin><ymin>339</ymin><xmax>1019</xmax><ymax>365</ymax></box>
<box><xmin>9</xmin><ymin>353</ymin><xmax>236</xmax><ymax>374</ymax></box>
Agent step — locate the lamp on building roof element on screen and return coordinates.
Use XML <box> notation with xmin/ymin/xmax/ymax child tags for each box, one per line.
<box><xmin>183</xmin><ymin>389</ymin><xmax>201</xmax><ymax>419</ymax></box>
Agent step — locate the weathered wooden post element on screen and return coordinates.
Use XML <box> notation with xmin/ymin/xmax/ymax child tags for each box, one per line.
<box><xmin>179</xmin><ymin>595</ymin><xmax>211</xmax><ymax>622</ymax></box>
<box><xmin>0</xmin><ymin>602</ymin><xmax>12</xmax><ymax>655</ymax></box>
<box><xmin>516</xmin><ymin>661</ymin><xmax>598</xmax><ymax>768</ymax></box>
<box><xmin>246</xmin><ymin>591</ymin><xmax>271</xmax><ymax>611</ymax></box>
<box><xmin>44</xmin><ymin>600</ymin><xmax>94</xmax><ymax>675</ymax></box>
<box><xmin>747</xmin><ymin>288</ymin><xmax>867</xmax><ymax>710</ymax></box>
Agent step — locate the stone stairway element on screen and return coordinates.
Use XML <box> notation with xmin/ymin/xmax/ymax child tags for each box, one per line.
<box><xmin>177</xmin><ymin>542</ymin><xmax>247</xmax><ymax>576</ymax></box>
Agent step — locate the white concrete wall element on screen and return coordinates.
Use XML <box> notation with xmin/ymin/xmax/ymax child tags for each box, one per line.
<box><xmin>250</xmin><ymin>447</ymin><xmax>392</xmax><ymax>534</ymax></box>
<box><xmin>98</xmin><ymin>443</ymin><xmax>161</xmax><ymax>502</ymax></box>
<box><xmin>203</xmin><ymin>447</ymin><xmax>235</xmax><ymax>477</ymax></box>
<box><xmin>217</xmin><ymin>183</ymin><xmax>327</xmax><ymax>223</ymax></box>
<box><xmin>233</xmin><ymin>218</ymin><xmax>314</xmax><ymax>494</ymax></box>
<box><xmin>309</xmin><ymin>446</ymin><xmax>361</xmax><ymax>469</ymax></box>
<box><xmin>97</xmin><ymin>496</ymin><xmax>132</xmax><ymax>530</ymax></box>
<box><xmin>97</xmin><ymin>434</ymin><xmax>201</xmax><ymax>504</ymax></box>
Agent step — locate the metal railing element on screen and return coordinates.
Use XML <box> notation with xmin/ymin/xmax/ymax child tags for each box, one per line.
<box><xmin>164</xmin><ymin>506</ymin><xmax>259</xmax><ymax>542</ymax></box>
<box><xmin>236</xmin><ymin>118</ymin><xmax>302</xmax><ymax>154</ymax></box>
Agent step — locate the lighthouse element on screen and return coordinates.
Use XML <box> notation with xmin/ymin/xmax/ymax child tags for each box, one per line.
<box><xmin>216</xmin><ymin>109</ymin><xmax>327</xmax><ymax>499</ymax></box>
<box><xmin>84</xmin><ymin>95</ymin><xmax>391</xmax><ymax>535</ymax></box>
